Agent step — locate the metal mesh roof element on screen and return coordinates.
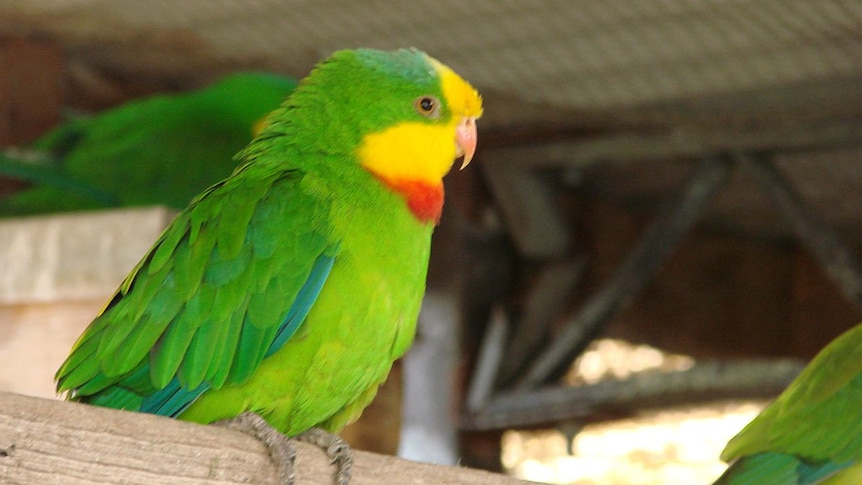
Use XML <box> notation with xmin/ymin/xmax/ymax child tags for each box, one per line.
<box><xmin>2</xmin><ymin>0</ymin><xmax>859</xmax><ymax>114</ymax></box>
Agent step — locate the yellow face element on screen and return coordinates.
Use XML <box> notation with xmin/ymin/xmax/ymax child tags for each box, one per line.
<box><xmin>356</xmin><ymin>56</ymin><xmax>483</xmax><ymax>187</ymax></box>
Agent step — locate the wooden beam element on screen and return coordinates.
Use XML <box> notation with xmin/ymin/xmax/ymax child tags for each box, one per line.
<box><xmin>481</xmin><ymin>158</ymin><xmax>572</xmax><ymax>258</ymax></box>
<box><xmin>516</xmin><ymin>157</ymin><xmax>734</xmax><ymax>388</ymax></box>
<box><xmin>462</xmin><ymin>359</ymin><xmax>805</xmax><ymax>431</ymax></box>
<box><xmin>484</xmin><ymin>118</ymin><xmax>862</xmax><ymax>169</ymax></box>
<box><xmin>496</xmin><ymin>258</ymin><xmax>586</xmax><ymax>386</ymax></box>
<box><xmin>0</xmin><ymin>391</ymin><xmax>524</xmax><ymax>485</ymax></box>
<box><xmin>742</xmin><ymin>153</ymin><xmax>862</xmax><ymax>309</ymax></box>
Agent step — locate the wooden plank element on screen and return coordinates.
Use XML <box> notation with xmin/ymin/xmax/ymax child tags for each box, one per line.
<box><xmin>0</xmin><ymin>391</ymin><xmax>525</xmax><ymax>485</ymax></box>
<box><xmin>0</xmin><ymin>207</ymin><xmax>176</xmax><ymax>304</ymax></box>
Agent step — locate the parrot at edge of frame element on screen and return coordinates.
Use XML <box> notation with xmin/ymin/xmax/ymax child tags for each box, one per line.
<box><xmin>0</xmin><ymin>71</ymin><xmax>297</xmax><ymax>215</ymax></box>
<box><xmin>54</xmin><ymin>48</ymin><xmax>483</xmax><ymax>484</ymax></box>
<box><xmin>713</xmin><ymin>323</ymin><xmax>862</xmax><ymax>485</ymax></box>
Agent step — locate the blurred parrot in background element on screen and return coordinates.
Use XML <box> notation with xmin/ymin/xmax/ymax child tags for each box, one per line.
<box><xmin>714</xmin><ymin>323</ymin><xmax>862</xmax><ymax>485</ymax></box>
<box><xmin>54</xmin><ymin>48</ymin><xmax>482</xmax><ymax>484</ymax></box>
<box><xmin>0</xmin><ymin>72</ymin><xmax>297</xmax><ymax>215</ymax></box>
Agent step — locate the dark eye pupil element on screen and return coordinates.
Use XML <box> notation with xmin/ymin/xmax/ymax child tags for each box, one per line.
<box><xmin>420</xmin><ymin>98</ymin><xmax>434</xmax><ymax>112</ymax></box>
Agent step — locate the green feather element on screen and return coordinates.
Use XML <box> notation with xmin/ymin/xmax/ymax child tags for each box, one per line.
<box><xmin>150</xmin><ymin>311</ymin><xmax>199</xmax><ymax>389</ymax></box>
<box><xmin>148</xmin><ymin>222</ymin><xmax>187</xmax><ymax>275</ymax></box>
<box><xmin>716</xmin><ymin>324</ymin><xmax>862</xmax><ymax>484</ymax></box>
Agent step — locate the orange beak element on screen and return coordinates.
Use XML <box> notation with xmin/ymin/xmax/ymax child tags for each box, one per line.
<box><xmin>455</xmin><ymin>117</ymin><xmax>478</xmax><ymax>170</ymax></box>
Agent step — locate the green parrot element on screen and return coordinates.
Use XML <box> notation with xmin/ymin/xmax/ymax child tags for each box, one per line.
<box><xmin>1</xmin><ymin>72</ymin><xmax>296</xmax><ymax>214</ymax></box>
<box><xmin>714</xmin><ymin>323</ymin><xmax>862</xmax><ymax>485</ymax></box>
<box><xmin>54</xmin><ymin>48</ymin><xmax>482</xmax><ymax>482</ymax></box>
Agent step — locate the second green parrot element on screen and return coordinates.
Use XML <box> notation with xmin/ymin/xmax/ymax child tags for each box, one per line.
<box><xmin>714</xmin><ymin>323</ymin><xmax>862</xmax><ymax>484</ymax></box>
<box><xmin>55</xmin><ymin>47</ymin><xmax>482</xmax><ymax>452</ymax></box>
<box><xmin>1</xmin><ymin>72</ymin><xmax>296</xmax><ymax>215</ymax></box>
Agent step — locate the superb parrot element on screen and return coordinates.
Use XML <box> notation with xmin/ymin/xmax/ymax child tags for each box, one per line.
<box><xmin>0</xmin><ymin>72</ymin><xmax>296</xmax><ymax>215</ymax></box>
<box><xmin>55</xmin><ymin>48</ymin><xmax>482</xmax><ymax>483</ymax></box>
<box><xmin>714</xmin><ymin>323</ymin><xmax>862</xmax><ymax>485</ymax></box>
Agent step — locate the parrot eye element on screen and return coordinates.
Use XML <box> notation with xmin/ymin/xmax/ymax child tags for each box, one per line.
<box><xmin>414</xmin><ymin>96</ymin><xmax>441</xmax><ymax>118</ymax></box>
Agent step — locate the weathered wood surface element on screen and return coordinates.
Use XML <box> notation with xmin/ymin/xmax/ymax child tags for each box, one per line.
<box><xmin>0</xmin><ymin>391</ymin><xmax>525</xmax><ymax>485</ymax></box>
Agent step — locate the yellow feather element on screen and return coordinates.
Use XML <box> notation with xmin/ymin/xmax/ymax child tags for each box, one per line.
<box><xmin>358</xmin><ymin>56</ymin><xmax>483</xmax><ymax>186</ymax></box>
<box><xmin>431</xmin><ymin>57</ymin><xmax>484</xmax><ymax>121</ymax></box>
<box><xmin>358</xmin><ymin>122</ymin><xmax>459</xmax><ymax>185</ymax></box>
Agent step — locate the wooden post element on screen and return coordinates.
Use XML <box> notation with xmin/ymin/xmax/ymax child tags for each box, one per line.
<box><xmin>0</xmin><ymin>391</ymin><xmax>525</xmax><ymax>485</ymax></box>
<box><xmin>0</xmin><ymin>37</ymin><xmax>63</xmax><ymax>146</ymax></box>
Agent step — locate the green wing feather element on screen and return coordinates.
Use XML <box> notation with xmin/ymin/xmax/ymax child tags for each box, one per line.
<box><xmin>716</xmin><ymin>323</ymin><xmax>862</xmax><ymax>484</ymax></box>
<box><xmin>55</xmin><ymin>164</ymin><xmax>334</xmax><ymax>405</ymax></box>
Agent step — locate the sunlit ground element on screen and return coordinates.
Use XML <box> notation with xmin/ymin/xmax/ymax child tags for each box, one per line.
<box><xmin>501</xmin><ymin>339</ymin><xmax>768</xmax><ymax>485</ymax></box>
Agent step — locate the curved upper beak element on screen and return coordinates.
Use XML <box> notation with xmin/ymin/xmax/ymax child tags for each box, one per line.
<box><xmin>455</xmin><ymin>117</ymin><xmax>478</xmax><ymax>170</ymax></box>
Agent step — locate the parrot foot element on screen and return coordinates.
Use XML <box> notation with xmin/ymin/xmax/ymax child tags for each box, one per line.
<box><xmin>295</xmin><ymin>427</ymin><xmax>353</xmax><ymax>485</ymax></box>
<box><xmin>215</xmin><ymin>412</ymin><xmax>297</xmax><ymax>484</ymax></box>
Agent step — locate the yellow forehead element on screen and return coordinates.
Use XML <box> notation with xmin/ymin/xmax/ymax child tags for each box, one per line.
<box><xmin>428</xmin><ymin>57</ymin><xmax>483</xmax><ymax>119</ymax></box>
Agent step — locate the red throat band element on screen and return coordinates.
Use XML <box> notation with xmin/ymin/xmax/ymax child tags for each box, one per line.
<box><xmin>382</xmin><ymin>178</ymin><xmax>445</xmax><ymax>224</ymax></box>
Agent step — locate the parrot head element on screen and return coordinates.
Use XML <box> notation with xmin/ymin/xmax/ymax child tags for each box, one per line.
<box><xmin>255</xmin><ymin>48</ymin><xmax>483</xmax><ymax>223</ymax></box>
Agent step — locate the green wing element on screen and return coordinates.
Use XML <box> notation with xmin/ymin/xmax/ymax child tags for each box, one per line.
<box><xmin>716</xmin><ymin>323</ymin><xmax>862</xmax><ymax>484</ymax></box>
<box><xmin>55</xmin><ymin>164</ymin><xmax>335</xmax><ymax>413</ymax></box>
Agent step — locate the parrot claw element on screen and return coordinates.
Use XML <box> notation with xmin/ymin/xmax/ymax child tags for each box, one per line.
<box><xmin>295</xmin><ymin>427</ymin><xmax>353</xmax><ymax>485</ymax></box>
<box><xmin>215</xmin><ymin>412</ymin><xmax>297</xmax><ymax>484</ymax></box>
